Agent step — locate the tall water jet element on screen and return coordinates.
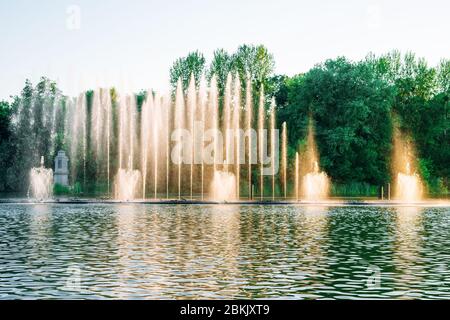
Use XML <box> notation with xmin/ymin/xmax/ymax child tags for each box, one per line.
<box><xmin>209</xmin><ymin>76</ymin><xmax>220</xmax><ymax>199</ymax></box>
<box><xmin>187</xmin><ymin>74</ymin><xmax>196</xmax><ymax>199</ymax></box>
<box><xmin>29</xmin><ymin>156</ymin><xmax>53</xmax><ymax>200</ymax></box>
<box><xmin>270</xmin><ymin>98</ymin><xmax>276</xmax><ymax>200</ymax></box>
<box><xmin>258</xmin><ymin>87</ymin><xmax>265</xmax><ymax>200</ymax></box>
<box><xmin>141</xmin><ymin>92</ymin><xmax>152</xmax><ymax>199</ymax></box>
<box><xmin>392</xmin><ymin>128</ymin><xmax>423</xmax><ymax>202</ymax></box>
<box><xmin>223</xmin><ymin>73</ymin><xmax>233</xmax><ymax>172</ymax></box>
<box><xmin>282</xmin><ymin>122</ymin><xmax>287</xmax><ymax>199</ymax></box>
<box><xmin>163</xmin><ymin>94</ymin><xmax>171</xmax><ymax>199</ymax></box>
<box><xmin>232</xmin><ymin>74</ymin><xmax>241</xmax><ymax>199</ymax></box>
<box><xmin>245</xmin><ymin>77</ymin><xmax>253</xmax><ymax>199</ymax></box>
<box><xmin>301</xmin><ymin>123</ymin><xmax>329</xmax><ymax>201</ymax></box>
<box><xmin>91</xmin><ymin>88</ymin><xmax>111</xmax><ymax>192</ymax></box>
<box><xmin>103</xmin><ymin>89</ymin><xmax>112</xmax><ymax>195</ymax></box>
<box><xmin>151</xmin><ymin>93</ymin><xmax>163</xmax><ymax>200</ymax></box>
<box><xmin>115</xmin><ymin>94</ymin><xmax>141</xmax><ymax>200</ymax></box>
<box><xmin>91</xmin><ymin>89</ymin><xmax>104</xmax><ymax>166</ymax></box>
<box><xmin>199</xmin><ymin>76</ymin><xmax>208</xmax><ymax>200</ymax></box>
<box><xmin>71</xmin><ymin>93</ymin><xmax>87</xmax><ymax>189</ymax></box>
<box><xmin>174</xmin><ymin>79</ymin><xmax>185</xmax><ymax>199</ymax></box>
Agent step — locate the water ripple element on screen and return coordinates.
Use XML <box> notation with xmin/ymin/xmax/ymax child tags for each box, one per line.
<box><xmin>0</xmin><ymin>204</ymin><xmax>449</xmax><ymax>299</ymax></box>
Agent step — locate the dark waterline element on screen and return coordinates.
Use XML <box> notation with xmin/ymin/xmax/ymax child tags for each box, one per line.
<box><xmin>0</xmin><ymin>204</ymin><xmax>449</xmax><ymax>299</ymax></box>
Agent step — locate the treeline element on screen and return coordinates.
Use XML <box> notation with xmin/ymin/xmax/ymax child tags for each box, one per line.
<box><xmin>0</xmin><ymin>45</ymin><xmax>448</xmax><ymax>195</ymax></box>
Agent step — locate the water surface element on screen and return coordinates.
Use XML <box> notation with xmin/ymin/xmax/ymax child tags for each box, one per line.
<box><xmin>0</xmin><ymin>204</ymin><xmax>449</xmax><ymax>299</ymax></box>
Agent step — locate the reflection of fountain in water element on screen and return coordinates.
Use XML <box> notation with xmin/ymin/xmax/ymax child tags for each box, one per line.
<box><xmin>301</xmin><ymin>123</ymin><xmax>330</xmax><ymax>201</ymax></box>
<box><xmin>210</xmin><ymin>171</ymin><xmax>236</xmax><ymax>202</ymax></box>
<box><xmin>393</xmin><ymin>207</ymin><xmax>423</xmax><ymax>297</ymax></box>
<box><xmin>29</xmin><ymin>156</ymin><xmax>53</xmax><ymax>200</ymax></box>
<box><xmin>393</xmin><ymin>128</ymin><xmax>423</xmax><ymax>202</ymax></box>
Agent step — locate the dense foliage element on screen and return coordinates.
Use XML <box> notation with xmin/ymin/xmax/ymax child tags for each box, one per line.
<box><xmin>275</xmin><ymin>52</ymin><xmax>449</xmax><ymax>194</ymax></box>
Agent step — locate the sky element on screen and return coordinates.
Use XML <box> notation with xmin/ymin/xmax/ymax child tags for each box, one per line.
<box><xmin>0</xmin><ymin>0</ymin><xmax>449</xmax><ymax>100</ymax></box>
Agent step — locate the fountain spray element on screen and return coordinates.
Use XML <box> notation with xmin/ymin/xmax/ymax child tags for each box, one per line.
<box><xmin>282</xmin><ymin>122</ymin><xmax>287</xmax><ymax>199</ymax></box>
<box><xmin>233</xmin><ymin>74</ymin><xmax>241</xmax><ymax>199</ymax></box>
<box><xmin>258</xmin><ymin>87</ymin><xmax>265</xmax><ymax>200</ymax></box>
<box><xmin>245</xmin><ymin>77</ymin><xmax>252</xmax><ymax>199</ymax></box>
<box><xmin>175</xmin><ymin>79</ymin><xmax>185</xmax><ymax>199</ymax></box>
<box><xmin>270</xmin><ymin>98</ymin><xmax>276</xmax><ymax>201</ymax></box>
<box><xmin>188</xmin><ymin>74</ymin><xmax>196</xmax><ymax>199</ymax></box>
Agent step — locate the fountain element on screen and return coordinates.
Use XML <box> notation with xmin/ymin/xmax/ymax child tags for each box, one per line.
<box><xmin>245</xmin><ymin>77</ymin><xmax>253</xmax><ymax>200</ymax></box>
<box><xmin>114</xmin><ymin>92</ymin><xmax>142</xmax><ymax>201</ymax></box>
<box><xmin>29</xmin><ymin>156</ymin><xmax>53</xmax><ymax>200</ymax></box>
<box><xmin>52</xmin><ymin>73</ymin><xmax>288</xmax><ymax>202</ymax></box>
<box><xmin>303</xmin><ymin>161</ymin><xmax>329</xmax><ymax>201</ymax></box>
<box><xmin>393</xmin><ymin>129</ymin><xmax>423</xmax><ymax>202</ymax></box>
<box><xmin>114</xmin><ymin>158</ymin><xmax>141</xmax><ymax>201</ymax></box>
<box><xmin>114</xmin><ymin>168</ymin><xmax>141</xmax><ymax>201</ymax></box>
<box><xmin>397</xmin><ymin>163</ymin><xmax>422</xmax><ymax>202</ymax></box>
<box><xmin>301</xmin><ymin>123</ymin><xmax>330</xmax><ymax>201</ymax></box>
<box><xmin>210</xmin><ymin>171</ymin><xmax>236</xmax><ymax>202</ymax></box>
<box><xmin>258</xmin><ymin>87</ymin><xmax>265</xmax><ymax>200</ymax></box>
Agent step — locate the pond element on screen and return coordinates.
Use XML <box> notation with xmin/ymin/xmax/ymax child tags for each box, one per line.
<box><xmin>0</xmin><ymin>204</ymin><xmax>449</xmax><ymax>299</ymax></box>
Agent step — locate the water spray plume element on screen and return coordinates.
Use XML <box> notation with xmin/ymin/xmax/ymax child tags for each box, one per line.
<box><xmin>301</xmin><ymin>122</ymin><xmax>330</xmax><ymax>201</ymax></box>
<box><xmin>29</xmin><ymin>156</ymin><xmax>53</xmax><ymax>200</ymax></box>
<box><xmin>392</xmin><ymin>128</ymin><xmax>423</xmax><ymax>202</ymax></box>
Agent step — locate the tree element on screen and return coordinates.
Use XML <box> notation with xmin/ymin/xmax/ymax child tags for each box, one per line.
<box><xmin>279</xmin><ymin>58</ymin><xmax>394</xmax><ymax>185</ymax></box>
<box><xmin>169</xmin><ymin>51</ymin><xmax>206</xmax><ymax>93</ymax></box>
<box><xmin>0</xmin><ymin>101</ymin><xmax>13</xmax><ymax>191</ymax></box>
<box><xmin>208</xmin><ymin>48</ymin><xmax>235</xmax><ymax>96</ymax></box>
<box><xmin>233</xmin><ymin>44</ymin><xmax>275</xmax><ymax>93</ymax></box>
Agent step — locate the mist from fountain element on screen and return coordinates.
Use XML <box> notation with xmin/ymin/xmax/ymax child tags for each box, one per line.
<box><xmin>393</xmin><ymin>129</ymin><xmax>423</xmax><ymax>202</ymax></box>
<box><xmin>303</xmin><ymin>162</ymin><xmax>329</xmax><ymax>201</ymax></box>
<box><xmin>29</xmin><ymin>156</ymin><xmax>53</xmax><ymax>200</ymax></box>
<box><xmin>210</xmin><ymin>170</ymin><xmax>236</xmax><ymax>202</ymax></box>
<box><xmin>114</xmin><ymin>167</ymin><xmax>141</xmax><ymax>201</ymax></box>
<box><xmin>301</xmin><ymin>123</ymin><xmax>330</xmax><ymax>201</ymax></box>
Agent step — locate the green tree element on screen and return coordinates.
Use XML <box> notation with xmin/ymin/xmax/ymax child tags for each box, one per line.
<box><xmin>208</xmin><ymin>48</ymin><xmax>235</xmax><ymax>96</ymax></box>
<box><xmin>233</xmin><ymin>44</ymin><xmax>275</xmax><ymax>93</ymax></box>
<box><xmin>279</xmin><ymin>58</ymin><xmax>394</xmax><ymax>185</ymax></box>
<box><xmin>169</xmin><ymin>51</ymin><xmax>206</xmax><ymax>93</ymax></box>
<box><xmin>0</xmin><ymin>101</ymin><xmax>13</xmax><ymax>191</ymax></box>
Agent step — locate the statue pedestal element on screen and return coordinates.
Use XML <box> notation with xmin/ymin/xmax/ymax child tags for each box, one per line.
<box><xmin>54</xmin><ymin>150</ymin><xmax>69</xmax><ymax>186</ymax></box>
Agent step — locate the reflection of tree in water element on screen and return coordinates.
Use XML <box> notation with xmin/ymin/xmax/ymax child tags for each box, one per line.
<box><xmin>324</xmin><ymin>207</ymin><xmax>397</xmax><ymax>298</ymax></box>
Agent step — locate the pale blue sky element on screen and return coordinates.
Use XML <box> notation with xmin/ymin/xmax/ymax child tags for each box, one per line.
<box><xmin>0</xmin><ymin>0</ymin><xmax>449</xmax><ymax>100</ymax></box>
